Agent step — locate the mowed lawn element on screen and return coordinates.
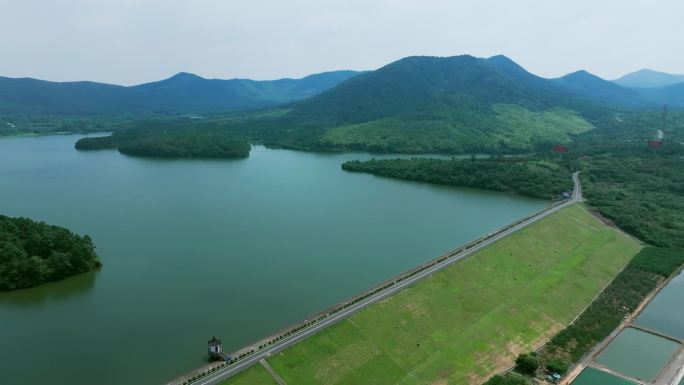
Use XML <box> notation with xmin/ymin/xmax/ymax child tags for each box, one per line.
<box><xmin>219</xmin><ymin>364</ymin><xmax>276</xmax><ymax>385</ymax></box>
<box><xmin>223</xmin><ymin>205</ymin><xmax>641</xmax><ymax>385</ymax></box>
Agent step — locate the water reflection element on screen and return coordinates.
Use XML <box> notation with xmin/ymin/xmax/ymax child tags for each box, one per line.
<box><xmin>0</xmin><ymin>270</ymin><xmax>97</xmax><ymax>306</ymax></box>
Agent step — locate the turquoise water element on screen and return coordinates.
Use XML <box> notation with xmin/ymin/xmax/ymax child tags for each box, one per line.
<box><xmin>636</xmin><ymin>271</ymin><xmax>684</xmax><ymax>339</ymax></box>
<box><xmin>596</xmin><ymin>327</ymin><xmax>679</xmax><ymax>381</ymax></box>
<box><xmin>0</xmin><ymin>135</ymin><xmax>547</xmax><ymax>385</ymax></box>
<box><xmin>571</xmin><ymin>367</ymin><xmax>637</xmax><ymax>385</ymax></box>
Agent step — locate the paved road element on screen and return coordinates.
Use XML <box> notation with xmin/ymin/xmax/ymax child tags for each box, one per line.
<box><xmin>190</xmin><ymin>172</ymin><xmax>582</xmax><ymax>385</ymax></box>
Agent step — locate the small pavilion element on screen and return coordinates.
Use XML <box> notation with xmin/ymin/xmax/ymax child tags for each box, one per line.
<box><xmin>208</xmin><ymin>336</ymin><xmax>222</xmax><ymax>359</ymax></box>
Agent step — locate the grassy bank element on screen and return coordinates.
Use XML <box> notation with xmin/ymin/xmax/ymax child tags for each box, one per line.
<box><xmin>220</xmin><ymin>205</ymin><xmax>640</xmax><ymax>385</ymax></box>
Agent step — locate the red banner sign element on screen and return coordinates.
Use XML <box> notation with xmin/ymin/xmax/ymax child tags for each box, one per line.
<box><xmin>553</xmin><ymin>145</ymin><xmax>569</xmax><ymax>153</ymax></box>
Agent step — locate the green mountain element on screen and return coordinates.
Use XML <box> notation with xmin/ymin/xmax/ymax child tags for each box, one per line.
<box><xmin>551</xmin><ymin>70</ymin><xmax>646</xmax><ymax>107</ymax></box>
<box><xmin>0</xmin><ymin>70</ymin><xmax>363</xmax><ymax>116</ymax></box>
<box><xmin>639</xmin><ymin>82</ymin><xmax>684</xmax><ymax>107</ymax></box>
<box><xmin>242</xmin><ymin>55</ymin><xmax>600</xmax><ymax>153</ymax></box>
<box><xmin>613</xmin><ymin>69</ymin><xmax>684</xmax><ymax>88</ymax></box>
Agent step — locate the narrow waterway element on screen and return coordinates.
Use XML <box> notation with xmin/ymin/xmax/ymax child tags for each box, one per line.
<box><xmin>0</xmin><ymin>135</ymin><xmax>547</xmax><ymax>385</ymax></box>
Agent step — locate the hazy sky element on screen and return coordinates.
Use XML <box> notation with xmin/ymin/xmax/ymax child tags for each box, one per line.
<box><xmin>1</xmin><ymin>0</ymin><xmax>682</xmax><ymax>85</ymax></box>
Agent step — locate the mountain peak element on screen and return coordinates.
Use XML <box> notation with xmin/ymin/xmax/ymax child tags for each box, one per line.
<box><xmin>167</xmin><ymin>72</ymin><xmax>204</xmax><ymax>81</ymax></box>
<box><xmin>613</xmin><ymin>68</ymin><xmax>684</xmax><ymax>88</ymax></box>
<box><xmin>558</xmin><ymin>70</ymin><xmax>611</xmax><ymax>85</ymax></box>
<box><xmin>483</xmin><ymin>55</ymin><xmax>542</xmax><ymax>83</ymax></box>
<box><xmin>485</xmin><ymin>54</ymin><xmax>515</xmax><ymax>64</ymax></box>
<box><xmin>563</xmin><ymin>70</ymin><xmax>595</xmax><ymax>79</ymax></box>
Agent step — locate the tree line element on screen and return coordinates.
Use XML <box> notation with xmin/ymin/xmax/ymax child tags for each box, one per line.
<box><xmin>75</xmin><ymin>125</ymin><xmax>251</xmax><ymax>159</ymax></box>
<box><xmin>342</xmin><ymin>157</ymin><xmax>573</xmax><ymax>200</ymax></box>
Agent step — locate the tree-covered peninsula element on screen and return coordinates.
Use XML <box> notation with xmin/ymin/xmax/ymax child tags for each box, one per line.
<box><xmin>75</xmin><ymin>130</ymin><xmax>251</xmax><ymax>159</ymax></box>
<box><xmin>342</xmin><ymin>158</ymin><xmax>572</xmax><ymax>199</ymax></box>
<box><xmin>0</xmin><ymin>215</ymin><xmax>101</xmax><ymax>291</ymax></box>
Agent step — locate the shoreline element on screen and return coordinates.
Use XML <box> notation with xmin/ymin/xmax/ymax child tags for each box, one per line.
<box><xmin>0</xmin><ymin>131</ymin><xmax>75</xmax><ymax>138</ymax></box>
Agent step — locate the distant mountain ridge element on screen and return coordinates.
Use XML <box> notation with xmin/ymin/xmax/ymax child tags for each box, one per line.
<box><xmin>74</xmin><ymin>54</ymin><xmax>684</xmax><ymax>155</ymax></box>
<box><xmin>4</xmin><ymin>59</ymin><xmax>684</xmax><ymax>119</ymax></box>
<box><xmin>613</xmin><ymin>69</ymin><xmax>684</xmax><ymax>88</ymax></box>
<box><xmin>0</xmin><ymin>70</ymin><xmax>365</xmax><ymax>115</ymax></box>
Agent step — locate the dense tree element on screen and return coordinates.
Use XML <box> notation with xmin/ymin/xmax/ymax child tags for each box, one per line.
<box><xmin>0</xmin><ymin>215</ymin><xmax>101</xmax><ymax>291</ymax></box>
<box><xmin>76</xmin><ymin>129</ymin><xmax>251</xmax><ymax>159</ymax></box>
<box><xmin>484</xmin><ymin>373</ymin><xmax>532</xmax><ymax>385</ymax></box>
<box><xmin>546</xmin><ymin>359</ymin><xmax>569</xmax><ymax>375</ymax></box>
<box><xmin>342</xmin><ymin>157</ymin><xmax>572</xmax><ymax>199</ymax></box>
<box><xmin>514</xmin><ymin>353</ymin><xmax>539</xmax><ymax>375</ymax></box>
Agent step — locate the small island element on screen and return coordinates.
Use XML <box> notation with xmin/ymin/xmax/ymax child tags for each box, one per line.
<box><xmin>75</xmin><ymin>131</ymin><xmax>251</xmax><ymax>159</ymax></box>
<box><xmin>0</xmin><ymin>215</ymin><xmax>102</xmax><ymax>291</ymax></box>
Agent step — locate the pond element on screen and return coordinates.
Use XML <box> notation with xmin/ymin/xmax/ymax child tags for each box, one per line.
<box><xmin>570</xmin><ymin>367</ymin><xmax>637</xmax><ymax>385</ymax></box>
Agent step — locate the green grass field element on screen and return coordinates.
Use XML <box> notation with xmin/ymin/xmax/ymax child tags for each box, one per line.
<box><xmin>219</xmin><ymin>364</ymin><xmax>276</xmax><ymax>385</ymax></box>
<box><xmin>221</xmin><ymin>205</ymin><xmax>640</xmax><ymax>385</ymax></box>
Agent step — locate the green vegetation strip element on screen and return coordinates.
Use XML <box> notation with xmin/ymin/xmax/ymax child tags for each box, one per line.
<box><xmin>342</xmin><ymin>157</ymin><xmax>572</xmax><ymax>199</ymax></box>
<box><xmin>221</xmin><ymin>205</ymin><xmax>639</xmax><ymax>385</ymax></box>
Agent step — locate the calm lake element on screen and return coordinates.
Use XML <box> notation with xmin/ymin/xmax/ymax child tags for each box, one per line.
<box><xmin>0</xmin><ymin>134</ymin><xmax>547</xmax><ymax>385</ymax></box>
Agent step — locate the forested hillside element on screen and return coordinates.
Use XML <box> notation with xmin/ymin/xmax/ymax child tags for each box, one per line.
<box><xmin>193</xmin><ymin>55</ymin><xmax>680</xmax><ymax>154</ymax></box>
<box><xmin>168</xmin><ymin>55</ymin><xmax>603</xmax><ymax>154</ymax></box>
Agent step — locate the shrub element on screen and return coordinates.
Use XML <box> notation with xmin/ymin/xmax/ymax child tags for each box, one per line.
<box><xmin>515</xmin><ymin>353</ymin><xmax>539</xmax><ymax>375</ymax></box>
<box><xmin>546</xmin><ymin>359</ymin><xmax>569</xmax><ymax>375</ymax></box>
<box><xmin>484</xmin><ymin>373</ymin><xmax>532</xmax><ymax>385</ymax></box>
